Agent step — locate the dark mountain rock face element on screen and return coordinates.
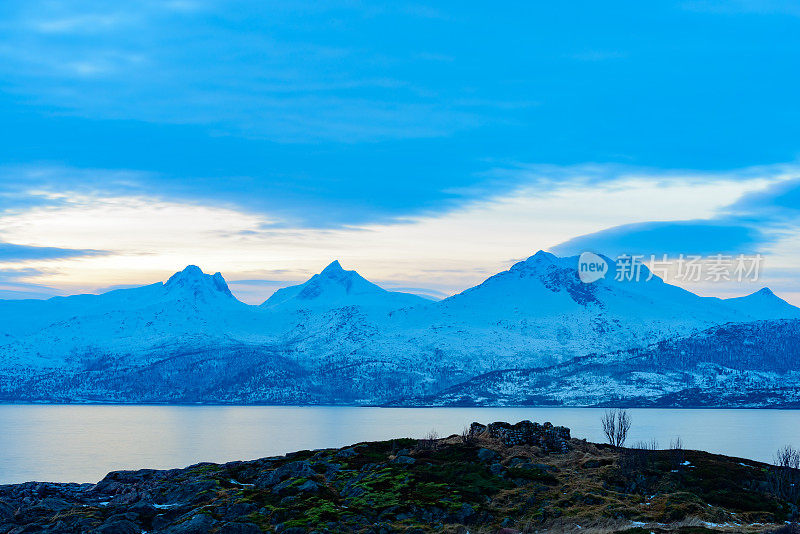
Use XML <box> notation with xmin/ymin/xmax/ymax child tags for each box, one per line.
<box><xmin>408</xmin><ymin>319</ymin><xmax>800</xmax><ymax>407</ymax></box>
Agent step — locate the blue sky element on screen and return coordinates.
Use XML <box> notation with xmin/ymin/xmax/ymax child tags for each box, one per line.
<box><xmin>0</xmin><ymin>0</ymin><xmax>799</xmax><ymax>303</ymax></box>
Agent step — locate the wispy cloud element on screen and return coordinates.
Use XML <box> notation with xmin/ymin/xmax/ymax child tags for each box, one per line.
<box><xmin>0</xmin><ymin>267</ymin><xmax>62</xmax><ymax>299</ymax></box>
<box><xmin>0</xmin><ymin>162</ymin><xmax>793</xmax><ymax>301</ymax></box>
<box><xmin>32</xmin><ymin>13</ymin><xmax>133</xmax><ymax>34</ymax></box>
<box><xmin>0</xmin><ymin>1</ymin><xmax>486</xmax><ymax>142</ymax></box>
<box><xmin>728</xmin><ymin>176</ymin><xmax>800</xmax><ymax>223</ymax></box>
<box><xmin>551</xmin><ymin>219</ymin><xmax>767</xmax><ymax>257</ymax></box>
<box><xmin>1</xmin><ymin>1</ymin><xmax>799</xmax><ymax>304</ymax></box>
<box><xmin>0</xmin><ymin>242</ymin><xmax>107</xmax><ymax>261</ymax></box>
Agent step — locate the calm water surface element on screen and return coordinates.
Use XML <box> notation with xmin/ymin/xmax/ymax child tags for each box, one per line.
<box><xmin>0</xmin><ymin>405</ymin><xmax>798</xmax><ymax>484</ymax></box>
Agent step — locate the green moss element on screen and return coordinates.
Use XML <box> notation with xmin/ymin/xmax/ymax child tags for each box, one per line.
<box><xmin>408</xmin><ymin>481</ymin><xmax>450</xmax><ymax>504</ymax></box>
<box><xmin>183</xmin><ymin>464</ymin><xmax>222</xmax><ymax>477</ymax></box>
<box><xmin>412</xmin><ymin>457</ymin><xmax>512</xmax><ymax>503</ymax></box>
<box><xmin>246</xmin><ymin>510</ymin><xmax>273</xmax><ymax>532</ymax></box>
<box><xmin>285</xmin><ymin>497</ymin><xmax>341</xmax><ymax>526</ymax></box>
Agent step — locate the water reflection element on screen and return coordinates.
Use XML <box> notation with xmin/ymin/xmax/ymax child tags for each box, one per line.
<box><xmin>0</xmin><ymin>405</ymin><xmax>797</xmax><ymax>484</ymax></box>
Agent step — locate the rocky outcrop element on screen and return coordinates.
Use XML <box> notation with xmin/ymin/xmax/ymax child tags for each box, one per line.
<box><xmin>469</xmin><ymin>420</ymin><xmax>570</xmax><ymax>452</ymax></box>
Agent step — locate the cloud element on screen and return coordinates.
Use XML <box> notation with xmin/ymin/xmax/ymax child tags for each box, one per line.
<box><xmin>0</xmin><ymin>2</ymin><xmax>798</xmax><ymax>304</ymax></box>
<box><xmin>0</xmin><ymin>242</ymin><xmax>106</xmax><ymax>261</ymax></box>
<box><xmin>0</xmin><ymin>268</ymin><xmax>61</xmax><ymax>299</ymax></box>
<box><xmin>2</xmin><ymin>0</ymin><xmax>800</xmax><ymax>231</ymax></box>
<box><xmin>0</xmin><ymin>165</ymin><xmax>156</xmax><ymax>212</ymax></box>
<box><xmin>0</xmin><ymin>1</ymin><xmax>480</xmax><ymax>143</ymax></box>
<box><xmin>32</xmin><ymin>13</ymin><xmax>132</xmax><ymax>34</ymax></box>
<box><xmin>377</xmin><ymin>284</ymin><xmax>446</xmax><ymax>300</ymax></box>
<box><xmin>0</xmin><ymin>267</ymin><xmax>44</xmax><ymax>281</ymax></box>
<box><xmin>728</xmin><ymin>176</ymin><xmax>800</xmax><ymax>222</ymax></box>
<box><xmin>0</xmin><ymin>285</ymin><xmax>60</xmax><ymax>299</ymax></box>
<box><xmin>551</xmin><ymin>220</ymin><xmax>767</xmax><ymax>258</ymax></box>
<box><xmin>543</xmin><ymin>168</ymin><xmax>800</xmax><ymax>304</ymax></box>
<box><xmin>0</xmin><ymin>163</ymin><xmax>785</xmax><ymax>300</ymax></box>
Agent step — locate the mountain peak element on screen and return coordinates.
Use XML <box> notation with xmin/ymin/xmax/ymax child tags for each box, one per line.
<box><xmin>722</xmin><ymin>286</ymin><xmax>800</xmax><ymax>320</ymax></box>
<box><xmin>736</xmin><ymin>287</ymin><xmax>781</xmax><ymax>302</ymax></box>
<box><xmin>755</xmin><ymin>287</ymin><xmax>776</xmax><ymax>297</ymax></box>
<box><xmin>165</xmin><ymin>265</ymin><xmax>233</xmax><ymax>298</ymax></box>
<box><xmin>261</xmin><ymin>261</ymin><xmax>427</xmax><ymax>310</ymax></box>
<box><xmin>533</xmin><ymin>250</ymin><xmax>556</xmax><ymax>260</ymax></box>
<box><xmin>528</xmin><ymin>250</ymin><xmax>557</xmax><ymax>264</ymax></box>
<box><xmin>509</xmin><ymin>250</ymin><xmax>566</xmax><ymax>274</ymax></box>
<box><xmin>167</xmin><ymin>265</ymin><xmax>204</xmax><ymax>283</ymax></box>
<box><xmin>321</xmin><ymin>260</ymin><xmax>344</xmax><ymax>275</ymax></box>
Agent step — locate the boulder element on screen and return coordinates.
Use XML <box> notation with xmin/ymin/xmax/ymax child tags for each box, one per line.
<box><xmin>0</xmin><ymin>499</ymin><xmax>14</xmax><ymax>521</ymax></box>
<box><xmin>489</xmin><ymin>463</ymin><xmax>504</xmax><ymax>475</ymax></box>
<box><xmin>93</xmin><ymin>518</ymin><xmax>139</xmax><ymax>534</ymax></box>
<box><xmin>477</xmin><ymin>448</ymin><xmax>499</xmax><ymax>462</ymax></box>
<box><xmin>335</xmin><ymin>448</ymin><xmax>358</xmax><ymax>458</ymax></box>
<box><xmin>222</xmin><ymin>502</ymin><xmax>257</xmax><ymax>521</ymax></box>
<box><xmin>165</xmin><ymin>512</ymin><xmax>217</xmax><ymax>534</ymax></box>
<box><xmin>256</xmin><ymin>461</ymin><xmax>315</xmax><ymax>488</ymax></box>
<box><xmin>296</xmin><ymin>480</ymin><xmax>320</xmax><ymax>493</ymax></box>
<box><xmin>456</xmin><ymin>503</ymin><xmax>475</xmax><ymax>523</ymax></box>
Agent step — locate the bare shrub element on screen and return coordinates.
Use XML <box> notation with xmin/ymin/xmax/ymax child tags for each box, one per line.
<box><xmin>417</xmin><ymin>429</ymin><xmax>440</xmax><ymax>451</ymax></box>
<box><xmin>602</xmin><ymin>409</ymin><xmax>631</xmax><ymax>447</ymax></box>
<box><xmin>620</xmin><ymin>438</ymin><xmax>659</xmax><ymax>477</ymax></box>
<box><xmin>616</xmin><ymin>410</ymin><xmax>632</xmax><ymax>447</ymax></box>
<box><xmin>777</xmin><ymin>445</ymin><xmax>800</xmax><ymax>470</ymax></box>
<box><xmin>770</xmin><ymin>445</ymin><xmax>800</xmax><ymax>503</ymax></box>
<box><xmin>670</xmin><ymin>436</ymin><xmax>685</xmax><ymax>470</ymax></box>
<box><xmin>631</xmin><ymin>439</ymin><xmax>658</xmax><ymax>451</ymax></box>
<box><xmin>602</xmin><ymin>410</ymin><xmax>615</xmax><ymax>445</ymax></box>
<box><xmin>460</xmin><ymin>425</ymin><xmax>474</xmax><ymax>445</ymax></box>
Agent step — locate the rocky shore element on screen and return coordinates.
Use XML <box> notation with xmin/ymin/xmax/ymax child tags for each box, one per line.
<box><xmin>0</xmin><ymin>421</ymin><xmax>794</xmax><ymax>533</ymax></box>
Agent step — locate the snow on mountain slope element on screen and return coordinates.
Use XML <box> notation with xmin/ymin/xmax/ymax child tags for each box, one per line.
<box><xmin>434</xmin><ymin>251</ymin><xmax>761</xmax><ymax>322</ymax></box>
<box><xmin>1</xmin><ymin>252</ymin><xmax>798</xmax><ymax>404</ymax></box>
<box><xmin>261</xmin><ymin>260</ymin><xmax>428</xmax><ymax>312</ymax></box>
<box><xmin>722</xmin><ymin>287</ymin><xmax>800</xmax><ymax>320</ymax></box>
<box><xmin>387</xmin><ymin>250</ymin><xmax>772</xmax><ymax>370</ymax></box>
<box><xmin>0</xmin><ymin>282</ymin><xmax>168</xmax><ymax>340</ymax></box>
<box><xmin>405</xmin><ymin>319</ymin><xmax>800</xmax><ymax>407</ymax></box>
<box><xmin>0</xmin><ymin>266</ymin><xmax>276</xmax><ymax>367</ymax></box>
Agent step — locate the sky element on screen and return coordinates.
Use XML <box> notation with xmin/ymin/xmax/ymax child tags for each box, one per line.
<box><xmin>0</xmin><ymin>0</ymin><xmax>799</xmax><ymax>304</ymax></box>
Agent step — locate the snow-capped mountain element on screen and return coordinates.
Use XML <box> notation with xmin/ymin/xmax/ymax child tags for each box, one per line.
<box><xmin>261</xmin><ymin>260</ymin><xmax>429</xmax><ymax>312</ymax></box>
<box><xmin>722</xmin><ymin>287</ymin><xmax>800</xmax><ymax>320</ymax></box>
<box><xmin>1</xmin><ymin>251</ymin><xmax>798</xmax><ymax>405</ymax></box>
<box><xmin>405</xmin><ymin>319</ymin><xmax>800</xmax><ymax>408</ymax></box>
<box><xmin>0</xmin><ymin>265</ymin><xmax>272</xmax><ymax>368</ymax></box>
<box><xmin>436</xmin><ymin>251</ymin><xmax>758</xmax><ymax>323</ymax></box>
<box><xmin>391</xmin><ymin>251</ymin><xmax>783</xmax><ymax>371</ymax></box>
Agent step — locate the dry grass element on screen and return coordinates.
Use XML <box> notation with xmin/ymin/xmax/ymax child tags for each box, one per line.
<box><xmin>453</xmin><ymin>434</ymin><xmax>787</xmax><ymax>534</ymax></box>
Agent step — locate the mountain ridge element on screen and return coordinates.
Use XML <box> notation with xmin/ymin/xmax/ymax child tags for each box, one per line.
<box><xmin>1</xmin><ymin>251</ymin><xmax>798</xmax><ymax>405</ymax></box>
<box><xmin>261</xmin><ymin>260</ymin><xmax>429</xmax><ymax>312</ymax></box>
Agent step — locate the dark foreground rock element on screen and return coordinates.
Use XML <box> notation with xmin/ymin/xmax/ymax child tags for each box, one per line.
<box><xmin>0</xmin><ymin>421</ymin><xmax>796</xmax><ymax>533</ymax></box>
